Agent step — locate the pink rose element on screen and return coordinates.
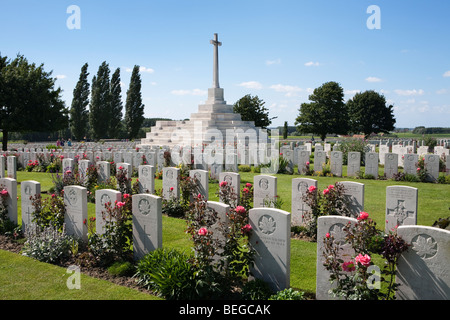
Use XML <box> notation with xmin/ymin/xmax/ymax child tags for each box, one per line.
<box><xmin>306</xmin><ymin>161</ymin><xmax>310</xmax><ymax>165</ymax></box>
<box><xmin>235</xmin><ymin>206</ymin><xmax>246</xmax><ymax>214</ymax></box>
<box><xmin>323</xmin><ymin>188</ymin><xmax>330</xmax><ymax>195</ymax></box>
<box><xmin>242</xmin><ymin>187</ymin><xmax>249</xmax><ymax>193</ymax></box>
<box><xmin>170</xmin><ymin>187</ymin><xmax>174</xmax><ymax>191</ymax></box>
<box><xmin>116</xmin><ymin>201</ymin><xmax>126</xmax><ymax>208</ymax></box>
<box><xmin>355</xmin><ymin>253</ymin><xmax>371</xmax><ymax>267</ymax></box>
<box><xmin>357</xmin><ymin>211</ymin><xmax>369</xmax><ymax>220</ymax></box>
<box><xmin>325</xmin><ymin>232</ymin><xmax>330</xmax><ymax>238</ymax></box>
<box><xmin>197</xmin><ymin>227</ymin><xmax>208</xmax><ymax>236</ymax></box>
<box><xmin>246</xmin><ymin>183</ymin><xmax>252</xmax><ymax>188</ymax></box>
<box><xmin>0</xmin><ymin>190</ymin><xmax>8</xmax><ymax>196</ymax></box>
<box><xmin>219</xmin><ymin>181</ymin><xmax>227</xmax><ymax>187</ymax></box>
<box><xmin>308</xmin><ymin>185</ymin><xmax>317</xmax><ymax>192</ymax></box>
<box><xmin>241</xmin><ymin>224</ymin><xmax>252</xmax><ymax>234</ymax></box>
<box><xmin>328</xmin><ymin>185</ymin><xmax>334</xmax><ymax>190</ymax></box>
<box><xmin>123</xmin><ymin>194</ymin><xmax>130</xmax><ymax>199</ymax></box>
<box><xmin>342</xmin><ymin>261</ymin><xmax>356</xmax><ymax>272</ymax></box>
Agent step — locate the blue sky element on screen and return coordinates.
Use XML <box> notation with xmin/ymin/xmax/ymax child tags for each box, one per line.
<box><xmin>1</xmin><ymin>0</ymin><xmax>449</xmax><ymax>129</ymax></box>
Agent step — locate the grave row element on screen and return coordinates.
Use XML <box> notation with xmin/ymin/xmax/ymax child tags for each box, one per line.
<box><xmin>0</xmin><ymin>168</ymin><xmax>448</xmax><ymax>299</ymax></box>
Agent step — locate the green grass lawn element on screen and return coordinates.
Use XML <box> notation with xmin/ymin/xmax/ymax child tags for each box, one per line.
<box><xmin>1</xmin><ymin>168</ymin><xmax>449</xmax><ymax>299</ymax></box>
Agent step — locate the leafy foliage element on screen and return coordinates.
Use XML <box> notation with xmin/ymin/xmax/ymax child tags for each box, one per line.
<box><xmin>233</xmin><ymin>94</ymin><xmax>275</xmax><ymax>129</ymax></box>
<box><xmin>347</xmin><ymin>90</ymin><xmax>396</xmax><ymax>138</ymax></box>
<box><xmin>0</xmin><ymin>54</ymin><xmax>68</xmax><ymax>150</ymax></box>
<box><xmin>295</xmin><ymin>81</ymin><xmax>349</xmax><ymax>141</ymax></box>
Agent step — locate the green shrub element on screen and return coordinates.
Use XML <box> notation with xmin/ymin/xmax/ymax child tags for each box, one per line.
<box><xmin>269</xmin><ymin>288</ymin><xmax>305</xmax><ymax>300</ymax></box>
<box><xmin>22</xmin><ymin>224</ymin><xmax>75</xmax><ymax>263</ymax></box>
<box><xmin>241</xmin><ymin>279</ymin><xmax>273</xmax><ymax>300</ymax></box>
<box><xmin>107</xmin><ymin>261</ymin><xmax>135</xmax><ymax>277</ymax></box>
<box><xmin>134</xmin><ymin>248</ymin><xmax>197</xmax><ymax>300</ymax></box>
<box><xmin>238</xmin><ymin>165</ymin><xmax>251</xmax><ymax>172</ymax></box>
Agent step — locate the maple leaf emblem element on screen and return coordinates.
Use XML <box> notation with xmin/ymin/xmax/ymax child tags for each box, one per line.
<box><xmin>258</xmin><ymin>215</ymin><xmax>276</xmax><ymax>235</ymax></box>
<box><xmin>412</xmin><ymin>235</ymin><xmax>437</xmax><ymax>259</ymax></box>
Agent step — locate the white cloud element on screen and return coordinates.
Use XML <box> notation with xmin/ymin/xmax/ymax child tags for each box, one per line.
<box><xmin>394</xmin><ymin>89</ymin><xmax>424</xmax><ymax>96</ymax></box>
<box><xmin>238</xmin><ymin>81</ymin><xmax>263</xmax><ymax>90</ymax></box>
<box><xmin>345</xmin><ymin>89</ymin><xmax>360</xmax><ymax>96</ymax></box>
<box><xmin>266</xmin><ymin>58</ymin><xmax>281</xmax><ymax>66</ymax></box>
<box><xmin>269</xmin><ymin>84</ymin><xmax>303</xmax><ymax>97</ymax></box>
<box><xmin>126</xmin><ymin>66</ymin><xmax>155</xmax><ymax>73</ymax></box>
<box><xmin>365</xmin><ymin>76</ymin><xmax>382</xmax><ymax>83</ymax></box>
<box><xmin>55</xmin><ymin>75</ymin><xmax>67</xmax><ymax>79</ymax></box>
<box><xmin>171</xmin><ymin>89</ymin><xmax>207</xmax><ymax>96</ymax></box>
<box><xmin>304</xmin><ymin>61</ymin><xmax>320</xmax><ymax>67</ymax></box>
<box><xmin>436</xmin><ymin>88</ymin><xmax>447</xmax><ymax>94</ymax></box>
<box><xmin>443</xmin><ymin>70</ymin><xmax>450</xmax><ymax>77</ymax></box>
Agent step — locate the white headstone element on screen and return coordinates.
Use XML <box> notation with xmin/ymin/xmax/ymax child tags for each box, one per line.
<box><xmin>0</xmin><ymin>156</ymin><xmax>5</xmax><ymax>178</ymax></box>
<box><xmin>330</xmin><ymin>151</ymin><xmax>343</xmax><ymax>177</ymax></box>
<box><xmin>20</xmin><ymin>180</ymin><xmax>41</xmax><ymax>233</ymax></box>
<box><xmin>297</xmin><ymin>150</ymin><xmax>311</xmax><ymax>175</ymax></box>
<box><xmin>291</xmin><ymin>178</ymin><xmax>317</xmax><ymax>226</ymax></box>
<box><xmin>424</xmin><ymin>154</ymin><xmax>440</xmax><ymax>182</ymax></box>
<box><xmin>253</xmin><ymin>175</ymin><xmax>277</xmax><ymax>208</ymax></box>
<box><xmin>403</xmin><ymin>154</ymin><xmax>418</xmax><ymax>175</ymax></box>
<box><xmin>347</xmin><ymin>152</ymin><xmax>361</xmax><ymax>177</ymax></box>
<box><xmin>364</xmin><ymin>152</ymin><xmax>378</xmax><ymax>178</ymax></box>
<box><xmin>78</xmin><ymin>159</ymin><xmax>90</xmax><ymax>186</ymax></box>
<box><xmin>314</xmin><ymin>150</ymin><xmax>327</xmax><ymax>173</ymax></box>
<box><xmin>97</xmin><ymin>161</ymin><xmax>110</xmax><ymax>184</ymax></box>
<box><xmin>249</xmin><ymin>207</ymin><xmax>291</xmax><ymax>292</ymax></box>
<box><xmin>0</xmin><ymin>178</ymin><xmax>17</xmax><ymax>225</ymax></box>
<box><xmin>7</xmin><ymin>156</ymin><xmax>16</xmax><ymax>179</ymax></box>
<box><xmin>95</xmin><ymin>189</ymin><xmax>122</xmax><ymax>235</ymax></box>
<box><xmin>340</xmin><ymin>181</ymin><xmax>364</xmax><ymax>218</ymax></box>
<box><xmin>190</xmin><ymin>169</ymin><xmax>209</xmax><ymax>200</ymax></box>
<box><xmin>384</xmin><ymin>153</ymin><xmax>398</xmax><ymax>178</ymax></box>
<box><xmin>385</xmin><ymin>186</ymin><xmax>418</xmax><ymax>232</ymax></box>
<box><xmin>316</xmin><ymin>215</ymin><xmax>357</xmax><ymax>300</ymax></box>
<box><xmin>396</xmin><ymin>225</ymin><xmax>450</xmax><ymax>300</ymax></box>
<box><xmin>218</xmin><ymin>172</ymin><xmax>240</xmax><ymax>204</ymax></box>
<box><xmin>132</xmin><ymin>193</ymin><xmax>163</xmax><ymax>260</ymax></box>
<box><xmin>63</xmin><ymin>185</ymin><xmax>88</xmax><ymax>242</ymax></box>
<box><xmin>138</xmin><ymin>165</ymin><xmax>155</xmax><ymax>194</ymax></box>
<box><xmin>162</xmin><ymin>167</ymin><xmax>180</xmax><ymax>200</ymax></box>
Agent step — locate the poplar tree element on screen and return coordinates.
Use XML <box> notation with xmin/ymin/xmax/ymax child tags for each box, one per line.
<box><xmin>108</xmin><ymin>67</ymin><xmax>123</xmax><ymax>138</ymax></box>
<box><xmin>125</xmin><ymin>65</ymin><xmax>144</xmax><ymax>139</ymax></box>
<box><xmin>89</xmin><ymin>61</ymin><xmax>110</xmax><ymax>140</ymax></box>
<box><xmin>70</xmin><ymin>63</ymin><xmax>90</xmax><ymax>140</ymax></box>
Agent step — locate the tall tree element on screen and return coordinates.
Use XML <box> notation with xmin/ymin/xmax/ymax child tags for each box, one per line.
<box><xmin>89</xmin><ymin>61</ymin><xmax>110</xmax><ymax>140</ymax></box>
<box><xmin>283</xmin><ymin>121</ymin><xmax>288</xmax><ymax>139</ymax></box>
<box><xmin>233</xmin><ymin>94</ymin><xmax>276</xmax><ymax>129</ymax></box>
<box><xmin>347</xmin><ymin>90</ymin><xmax>396</xmax><ymax>138</ymax></box>
<box><xmin>295</xmin><ymin>81</ymin><xmax>349</xmax><ymax>141</ymax></box>
<box><xmin>125</xmin><ymin>65</ymin><xmax>145</xmax><ymax>139</ymax></box>
<box><xmin>108</xmin><ymin>67</ymin><xmax>123</xmax><ymax>138</ymax></box>
<box><xmin>0</xmin><ymin>54</ymin><xmax>68</xmax><ymax>151</ymax></box>
<box><xmin>70</xmin><ymin>63</ymin><xmax>90</xmax><ymax>140</ymax></box>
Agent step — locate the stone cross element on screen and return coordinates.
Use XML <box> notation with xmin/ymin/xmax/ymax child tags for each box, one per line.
<box><xmin>210</xmin><ymin>33</ymin><xmax>222</xmax><ymax>88</ymax></box>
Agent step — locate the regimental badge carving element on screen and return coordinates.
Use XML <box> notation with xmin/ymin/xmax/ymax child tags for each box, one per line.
<box><xmin>411</xmin><ymin>234</ymin><xmax>437</xmax><ymax>259</ymax></box>
<box><xmin>101</xmin><ymin>194</ymin><xmax>111</xmax><ymax>207</ymax></box>
<box><xmin>138</xmin><ymin>198</ymin><xmax>151</xmax><ymax>216</ymax></box>
<box><xmin>259</xmin><ymin>178</ymin><xmax>269</xmax><ymax>190</ymax></box>
<box><xmin>328</xmin><ymin>223</ymin><xmax>347</xmax><ymax>245</ymax></box>
<box><xmin>258</xmin><ymin>215</ymin><xmax>276</xmax><ymax>235</ymax></box>
<box><xmin>66</xmin><ymin>188</ymin><xmax>78</xmax><ymax>206</ymax></box>
<box><xmin>141</xmin><ymin>167</ymin><xmax>149</xmax><ymax>177</ymax></box>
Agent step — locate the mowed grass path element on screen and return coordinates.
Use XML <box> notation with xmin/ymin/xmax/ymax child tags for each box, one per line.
<box><xmin>1</xmin><ymin>169</ymin><xmax>449</xmax><ymax>299</ymax></box>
